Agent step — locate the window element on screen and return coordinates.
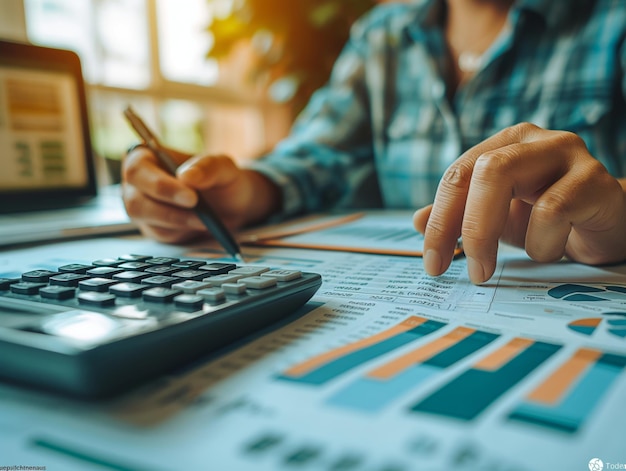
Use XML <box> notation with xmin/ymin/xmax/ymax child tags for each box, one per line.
<box><xmin>23</xmin><ymin>0</ymin><xmax>290</xmax><ymax>183</ymax></box>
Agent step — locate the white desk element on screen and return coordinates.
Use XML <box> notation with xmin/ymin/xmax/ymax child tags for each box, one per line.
<box><xmin>1</xmin><ymin>214</ymin><xmax>626</xmax><ymax>470</ymax></box>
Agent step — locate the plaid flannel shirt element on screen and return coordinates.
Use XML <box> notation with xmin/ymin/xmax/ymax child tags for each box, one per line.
<box><xmin>248</xmin><ymin>0</ymin><xmax>626</xmax><ymax>217</ymax></box>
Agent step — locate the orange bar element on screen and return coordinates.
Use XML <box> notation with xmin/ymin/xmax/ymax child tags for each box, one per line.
<box><xmin>367</xmin><ymin>327</ymin><xmax>476</xmax><ymax>380</ymax></box>
<box><xmin>526</xmin><ymin>348</ymin><xmax>602</xmax><ymax>405</ymax></box>
<box><xmin>283</xmin><ymin>316</ymin><xmax>428</xmax><ymax>378</ymax></box>
<box><xmin>570</xmin><ymin>318</ymin><xmax>602</xmax><ymax>328</ymax></box>
<box><xmin>474</xmin><ymin>337</ymin><xmax>534</xmax><ymax>372</ymax></box>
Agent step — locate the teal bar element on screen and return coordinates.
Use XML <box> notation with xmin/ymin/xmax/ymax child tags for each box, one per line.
<box><xmin>410</xmin><ymin>341</ymin><xmax>561</xmax><ymax>420</ymax></box>
<box><xmin>277</xmin><ymin>320</ymin><xmax>446</xmax><ymax>385</ymax></box>
<box><xmin>509</xmin><ymin>353</ymin><xmax>626</xmax><ymax>433</ymax></box>
<box><xmin>327</xmin><ymin>364</ymin><xmax>440</xmax><ymax>412</ymax></box>
<box><xmin>327</xmin><ymin>330</ymin><xmax>498</xmax><ymax>412</ymax></box>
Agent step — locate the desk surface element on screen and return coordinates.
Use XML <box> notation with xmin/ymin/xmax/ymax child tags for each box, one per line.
<box><xmin>1</xmin><ymin>212</ymin><xmax>626</xmax><ymax>470</ymax></box>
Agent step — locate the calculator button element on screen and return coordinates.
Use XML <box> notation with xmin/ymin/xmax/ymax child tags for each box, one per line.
<box><xmin>261</xmin><ymin>270</ymin><xmax>302</xmax><ymax>282</ymax></box>
<box><xmin>113</xmin><ymin>271</ymin><xmax>151</xmax><ymax>283</ymax></box>
<box><xmin>50</xmin><ymin>273</ymin><xmax>90</xmax><ymax>287</ymax></box>
<box><xmin>118</xmin><ymin>254</ymin><xmax>152</xmax><ymax>262</ymax></box>
<box><xmin>141</xmin><ymin>276</ymin><xmax>179</xmax><ymax>288</ymax></box>
<box><xmin>78</xmin><ymin>291</ymin><xmax>117</xmax><ymax>307</ymax></box>
<box><xmin>87</xmin><ymin>267</ymin><xmax>124</xmax><ymax>278</ymax></box>
<box><xmin>174</xmin><ymin>294</ymin><xmax>205</xmax><ymax>311</ymax></box>
<box><xmin>58</xmin><ymin>264</ymin><xmax>92</xmax><ymax>274</ymax></box>
<box><xmin>0</xmin><ymin>278</ymin><xmax>20</xmax><ymax>290</ymax></box>
<box><xmin>143</xmin><ymin>287</ymin><xmax>182</xmax><ymax>303</ymax></box>
<box><xmin>171</xmin><ymin>280</ymin><xmax>212</xmax><ymax>294</ymax></box>
<box><xmin>144</xmin><ymin>265</ymin><xmax>179</xmax><ymax>275</ymax></box>
<box><xmin>171</xmin><ymin>260</ymin><xmax>205</xmax><ymax>269</ymax></box>
<box><xmin>79</xmin><ymin>278</ymin><xmax>119</xmax><ymax>292</ymax></box>
<box><xmin>40</xmin><ymin>286</ymin><xmax>76</xmax><ymax>300</ymax></box>
<box><xmin>198</xmin><ymin>262</ymin><xmax>237</xmax><ymax>275</ymax></box>
<box><xmin>145</xmin><ymin>257</ymin><xmax>180</xmax><ymax>266</ymax></box>
<box><xmin>22</xmin><ymin>270</ymin><xmax>57</xmax><ymax>283</ymax></box>
<box><xmin>11</xmin><ymin>282</ymin><xmax>48</xmax><ymax>295</ymax></box>
<box><xmin>222</xmin><ymin>283</ymin><xmax>247</xmax><ymax>295</ymax></box>
<box><xmin>239</xmin><ymin>276</ymin><xmax>277</xmax><ymax>289</ymax></box>
<box><xmin>110</xmin><ymin>282</ymin><xmax>149</xmax><ymax>298</ymax></box>
<box><xmin>197</xmin><ymin>287</ymin><xmax>226</xmax><ymax>302</ymax></box>
<box><xmin>117</xmin><ymin>262</ymin><xmax>151</xmax><ymax>271</ymax></box>
<box><xmin>229</xmin><ymin>266</ymin><xmax>270</xmax><ymax>277</ymax></box>
<box><xmin>171</xmin><ymin>269</ymin><xmax>208</xmax><ymax>281</ymax></box>
<box><xmin>92</xmin><ymin>258</ymin><xmax>123</xmax><ymax>267</ymax></box>
<box><xmin>204</xmin><ymin>274</ymin><xmax>243</xmax><ymax>287</ymax></box>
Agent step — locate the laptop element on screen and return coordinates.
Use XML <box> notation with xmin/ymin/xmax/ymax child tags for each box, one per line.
<box><xmin>0</xmin><ymin>40</ymin><xmax>136</xmax><ymax>247</ymax></box>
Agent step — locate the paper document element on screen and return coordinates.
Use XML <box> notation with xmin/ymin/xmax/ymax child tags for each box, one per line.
<box><xmin>241</xmin><ymin>211</ymin><xmax>463</xmax><ymax>257</ymax></box>
<box><xmin>1</xmin><ymin>235</ymin><xmax>626</xmax><ymax>470</ymax></box>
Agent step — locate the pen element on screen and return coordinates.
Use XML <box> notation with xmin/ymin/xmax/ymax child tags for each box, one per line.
<box><xmin>123</xmin><ymin>106</ymin><xmax>244</xmax><ymax>263</ymax></box>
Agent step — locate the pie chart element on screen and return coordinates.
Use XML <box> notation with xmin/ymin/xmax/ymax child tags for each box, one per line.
<box><xmin>568</xmin><ymin>318</ymin><xmax>602</xmax><ymax>336</ymax></box>
<box><xmin>568</xmin><ymin>316</ymin><xmax>626</xmax><ymax>339</ymax></box>
<box><xmin>548</xmin><ymin>283</ymin><xmax>626</xmax><ymax>302</ymax></box>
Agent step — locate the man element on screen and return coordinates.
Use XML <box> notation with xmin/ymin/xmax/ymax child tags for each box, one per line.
<box><xmin>123</xmin><ymin>0</ymin><xmax>626</xmax><ymax>283</ymax></box>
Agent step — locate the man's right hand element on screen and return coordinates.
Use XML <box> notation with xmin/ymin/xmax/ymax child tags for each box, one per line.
<box><xmin>122</xmin><ymin>146</ymin><xmax>281</xmax><ymax>244</ymax></box>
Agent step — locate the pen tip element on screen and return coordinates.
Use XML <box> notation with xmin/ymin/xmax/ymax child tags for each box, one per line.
<box><xmin>234</xmin><ymin>254</ymin><xmax>246</xmax><ymax>264</ymax></box>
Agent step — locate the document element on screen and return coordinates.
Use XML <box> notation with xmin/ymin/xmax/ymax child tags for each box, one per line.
<box><xmin>240</xmin><ymin>211</ymin><xmax>463</xmax><ymax>257</ymax></box>
<box><xmin>1</xmin><ymin>226</ymin><xmax>626</xmax><ymax>471</ymax></box>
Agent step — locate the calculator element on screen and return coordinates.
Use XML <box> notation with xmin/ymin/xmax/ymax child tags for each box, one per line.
<box><xmin>0</xmin><ymin>254</ymin><xmax>322</xmax><ymax>398</ymax></box>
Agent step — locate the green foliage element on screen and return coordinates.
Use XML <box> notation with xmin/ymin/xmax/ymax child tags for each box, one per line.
<box><xmin>207</xmin><ymin>0</ymin><xmax>377</xmax><ymax>112</ymax></box>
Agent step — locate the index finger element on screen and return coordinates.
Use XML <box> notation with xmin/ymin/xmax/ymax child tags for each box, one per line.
<box><xmin>421</xmin><ymin>123</ymin><xmax>544</xmax><ymax>280</ymax></box>
<box><xmin>123</xmin><ymin>146</ymin><xmax>197</xmax><ymax>207</ymax></box>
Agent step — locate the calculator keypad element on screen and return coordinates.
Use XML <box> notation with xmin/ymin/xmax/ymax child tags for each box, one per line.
<box><xmin>1</xmin><ymin>255</ymin><xmax>305</xmax><ymax>322</ymax></box>
<box><xmin>0</xmin><ymin>254</ymin><xmax>320</xmax><ymax>398</ymax></box>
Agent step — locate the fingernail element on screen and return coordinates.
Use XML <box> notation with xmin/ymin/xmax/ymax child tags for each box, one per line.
<box><xmin>467</xmin><ymin>256</ymin><xmax>486</xmax><ymax>284</ymax></box>
<box><xmin>179</xmin><ymin>165</ymin><xmax>203</xmax><ymax>184</ymax></box>
<box><xmin>174</xmin><ymin>191</ymin><xmax>196</xmax><ymax>207</ymax></box>
<box><xmin>423</xmin><ymin>249</ymin><xmax>442</xmax><ymax>276</ymax></box>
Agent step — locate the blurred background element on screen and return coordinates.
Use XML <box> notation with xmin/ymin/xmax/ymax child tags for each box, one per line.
<box><xmin>0</xmin><ymin>0</ymin><xmax>390</xmax><ymax>185</ymax></box>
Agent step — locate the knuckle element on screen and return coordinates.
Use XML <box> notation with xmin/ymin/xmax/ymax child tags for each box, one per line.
<box><xmin>553</xmin><ymin>129</ymin><xmax>586</xmax><ymax>150</ymax></box>
<box><xmin>533</xmin><ymin>193</ymin><xmax>570</xmax><ymax>222</ymax></box>
<box><xmin>425</xmin><ymin>216</ymin><xmax>449</xmax><ymax>239</ymax></box>
<box><xmin>558</xmin><ymin>131</ymin><xmax>587</xmax><ymax>148</ymax></box>
<box><xmin>460</xmin><ymin>213</ymin><xmax>484</xmax><ymax>236</ymax></box>
<box><xmin>460</xmin><ymin>219</ymin><xmax>492</xmax><ymax>246</ymax></box>
<box><xmin>583</xmin><ymin>157</ymin><xmax>610</xmax><ymax>179</ymax></box>
<box><xmin>472</xmin><ymin>147</ymin><xmax>519</xmax><ymax>183</ymax></box>
<box><xmin>504</xmin><ymin>122</ymin><xmax>541</xmax><ymax>141</ymax></box>
<box><xmin>441</xmin><ymin>160</ymin><xmax>474</xmax><ymax>190</ymax></box>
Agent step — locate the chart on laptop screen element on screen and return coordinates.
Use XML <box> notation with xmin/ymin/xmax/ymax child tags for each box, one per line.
<box><xmin>0</xmin><ymin>66</ymin><xmax>88</xmax><ymax>191</ymax></box>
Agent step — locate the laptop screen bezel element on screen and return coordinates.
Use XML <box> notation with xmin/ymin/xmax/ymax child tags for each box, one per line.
<box><xmin>0</xmin><ymin>40</ymin><xmax>98</xmax><ymax>213</ymax></box>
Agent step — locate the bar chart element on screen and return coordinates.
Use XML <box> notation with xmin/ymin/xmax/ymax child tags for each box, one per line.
<box><xmin>410</xmin><ymin>338</ymin><xmax>561</xmax><ymax>421</ymax></box>
<box><xmin>277</xmin><ymin>316</ymin><xmax>446</xmax><ymax>385</ymax></box>
<box><xmin>509</xmin><ymin>348</ymin><xmax>626</xmax><ymax>433</ymax></box>
<box><xmin>326</xmin><ymin>327</ymin><xmax>499</xmax><ymax>412</ymax></box>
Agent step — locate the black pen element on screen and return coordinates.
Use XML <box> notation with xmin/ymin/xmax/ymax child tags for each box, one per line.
<box><xmin>123</xmin><ymin>106</ymin><xmax>244</xmax><ymax>262</ymax></box>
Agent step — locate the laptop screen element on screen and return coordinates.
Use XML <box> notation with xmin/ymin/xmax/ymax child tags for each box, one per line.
<box><xmin>0</xmin><ymin>40</ymin><xmax>97</xmax><ymax>212</ymax></box>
